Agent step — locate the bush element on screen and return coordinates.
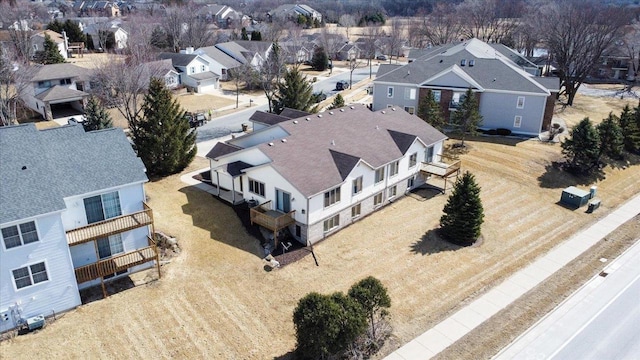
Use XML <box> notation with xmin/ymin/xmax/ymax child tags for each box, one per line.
<box><xmin>486</xmin><ymin>129</ymin><xmax>498</xmax><ymax>135</ymax></box>
<box><xmin>496</xmin><ymin>128</ymin><xmax>512</xmax><ymax>136</ymax></box>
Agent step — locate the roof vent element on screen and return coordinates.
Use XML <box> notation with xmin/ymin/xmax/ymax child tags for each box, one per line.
<box><xmin>407</xmin><ymin>70</ymin><xmax>410</xmax><ymax>76</ymax></box>
<box><xmin>375</xmin><ymin>125</ymin><xmax>380</xmax><ymax>130</ymax></box>
<box><xmin>329</xmin><ymin>111</ymin><xmax>334</xmax><ymax>115</ymax></box>
<box><xmin>340</xmin><ymin>108</ymin><xmax>345</xmax><ymax>112</ymax></box>
<box><xmin>439</xmin><ymin>59</ymin><xmax>443</xmax><ymax>63</ymax></box>
<box><xmin>492</xmin><ymin>78</ymin><xmax>496</xmax><ymax>82</ymax></box>
<box><xmin>350</xmin><ymin>106</ymin><xmax>355</xmax><ymax>109</ymax></box>
<box><xmin>317</xmin><ymin>114</ymin><xmax>322</xmax><ymax>118</ymax></box>
<box><xmin>268</xmin><ymin>142</ymin><xmax>274</xmax><ymax>146</ymax></box>
<box><xmin>293</xmin><ymin>120</ymin><xmax>298</xmax><ymax>124</ymax></box>
<box><xmin>331</xmin><ymin>140</ymin><xmax>335</xmax><ymax>146</ymax></box>
<box><xmin>381</xmin><ymin>110</ymin><xmax>386</xmax><ymax>114</ymax></box>
<box><xmin>21</xmin><ymin>166</ymin><xmax>27</xmax><ymax>170</ymax></box>
<box><xmin>460</xmin><ymin>59</ymin><xmax>466</xmax><ymax>66</ymax></box>
<box><xmin>305</xmin><ymin>117</ymin><xmax>310</xmax><ymax>121</ymax></box>
<box><xmin>391</xmin><ymin>107</ymin><xmax>396</xmax><ymax>111</ymax></box>
<box><xmin>469</xmin><ymin>59</ymin><xmax>475</xmax><ymax>67</ymax></box>
<box><xmin>281</xmin><ymin>139</ymin><xmax>287</xmax><ymax>143</ymax></box>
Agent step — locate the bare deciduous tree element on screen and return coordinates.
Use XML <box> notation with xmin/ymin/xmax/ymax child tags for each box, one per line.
<box><xmin>535</xmin><ymin>0</ymin><xmax>629</xmax><ymax>105</ymax></box>
<box><xmin>0</xmin><ymin>2</ymin><xmax>38</xmax><ymax>63</ymax></box>
<box><xmin>423</xmin><ymin>3</ymin><xmax>463</xmax><ymax>46</ymax></box>
<box><xmin>456</xmin><ymin>0</ymin><xmax>521</xmax><ymax>43</ymax></box>
<box><xmin>362</xmin><ymin>24</ymin><xmax>381</xmax><ymax>78</ymax></box>
<box><xmin>253</xmin><ymin>42</ymin><xmax>287</xmax><ymax>113</ymax></box>
<box><xmin>339</xmin><ymin>14</ymin><xmax>356</xmax><ymax>40</ymax></box>
<box><xmin>0</xmin><ymin>46</ymin><xmax>32</xmax><ymax>126</ymax></box>
<box><xmin>383</xmin><ymin>18</ymin><xmax>404</xmax><ymax>62</ymax></box>
<box><xmin>164</xmin><ymin>6</ymin><xmax>188</xmax><ymax>52</ymax></box>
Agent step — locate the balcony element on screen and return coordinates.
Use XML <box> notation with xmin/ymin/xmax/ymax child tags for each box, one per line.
<box><xmin>420</xmin><ymin>156</ymin><xmax>462</xmax><ymax>193</ymax></box>
<box><xmin>74</xmin><ymin>236</ymin><xmax>159</xmax><ymax>285</ymax></box>
<box><xmin>250</xmin><ymin>200</ymin><xmax>296</xmax><ymax>232</ymax></box>
<box><xmin>66</xmin><ymin>203</ymin><xmax>153</xmax><ymax>246</ymax></box>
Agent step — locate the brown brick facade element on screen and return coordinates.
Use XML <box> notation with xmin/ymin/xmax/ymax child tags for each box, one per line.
<box><xmin>542</xmin><ymin>93</ymin><xmax>556</xmax><ymax>131</ymax></box>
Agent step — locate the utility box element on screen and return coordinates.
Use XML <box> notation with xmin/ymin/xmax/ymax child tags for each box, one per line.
<box><xmin>26</xmin><ymin>315</ymin><xmax>45</xmax><ymax>331</ymax></box>
<box><xmin>561</xmin><ymin>186</ymin><xmax>591</xmax><ymax>208</ymax></box>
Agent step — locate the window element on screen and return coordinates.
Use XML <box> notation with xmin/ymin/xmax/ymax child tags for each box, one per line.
<box><xmin>375</xmin><ymin>168</ymin><xmax>385</xmax><ymax>184</ymax></box>
<box><xmin>97</xmin><ymin>234</ymin><xmax>124</xmax><ymax>259</ymax></box>
<box><xmin>37</xmin><ymin>80</ymin><xmax>52</xmax><ymax>88</ymax></box>
<box><xmin>84</xmin><ymin>192</ymin><xmax>122</xmax><ymax>224</ymax></box>
<box><xmin>201</xmin><ymin>65</ymin><xmax>206</xmax><ymax>72</ymax></box>
<box><xmin>12</xmin><ymin>262</ymin><xmax>48</xmax><ymax>289</ymax></box>
<box><xmin>249</xmin><ymin>178</ymin><xmax>265</xmax><ymax>197</ymax></box>
<box><xmin>324</xmin><ymin>186</ymin><xmax>341</xmax><ymax>208</ymax></box>
<box><xmin>387</xmin><ymin>86</ymin><xmax>394</xmax><ymax>98</ymax></box>
<box><xmin>517</xmin><ymin>96</ymin><xmax>525</xmax><ymax>109</ymax></box>
<box><xmin>295</xmin><ymin>225</ymin><xmax>301</xmax><ymax>237</ymax></box>
<box><xmin>190</xmin><ymin>66</ymin><xmax>195</xmax><ymax>74</ymax></box>
<box><xmin>351</xmin><ymin>204</ymin><xmax>361</xmax><ymax>218</ymax></box>
<box><xmin>59</xmin><ymin>78</ymin><xmax>71</xmax><ymax>85</ymax></box>
<box><xmin>431</xmin><ymin>90</ymin><xmax>441</xmax><ymax>102</ymax></box>
<box><xmin>352</xmin><ymin>176</ymin><xmax>363</xmax><ymax>195</ymax></box>
<box><xmin>389</xmin><ymin>161</ymin><xmax>399</xmax><ymax>177</ymax></box>
<box><xmin>404</xmin><ymin>106</ymin><xmax>415</xmax><ymax>115</ymax></box>
<box><xmin>405</xmin><ymin>88</ymin><xmax>416</xmax><ymax>100</ymax></box>
<box><xmin>2</xmin><ymin>221</ymin><xmax>39</xmax><ymax>249</ymax></box>
<box><xmin>323</xmin><ymin>214</ymin><xmax>340</xmax><ymax>232</ymax></box>
<box><xmin>388</xmin><ymin>185</ymin><xmax>397</xmax><ymax>198</ymax></box>
<box><xmin>409</xmin><ymin>153</ymin><xmax>417</xmax><ymax>168</ymax></box>
<box><xmin>373</xmin><ymin>192</ymin><xmax>383</xmax><ymax>207</ymax></box>
<box><xmin>407</xmin><ymin>176</ymin><xmax>415</xmax><ymax>188</ymax></box>
<box><xmin>514</xmin><ymin>115</ymin><xmax>522</xmax><ymax>128</ymax></box>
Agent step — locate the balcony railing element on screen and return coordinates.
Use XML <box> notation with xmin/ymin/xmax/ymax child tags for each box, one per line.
<box><xmin>421</xmin><ymin>156</ymin><xmax>462</xmax><ymax>177</ymax></box>
<box><xmin>250</xmin><ymin>200</ymin><xmax>296</xmax><ymax>231</ymax></box>
<box><xmin>74</xmin><ymin>239</ymin><xmax>159</xmax><ymax>284</ymax></box>
<box><xmin>449</xmin><ymin>100</ymin><xmax>462</xmax><ymax>109</ymax></box>
<box><xmin>66</xmin><ymin>203</ymin><xmax>153</xmax><ymax>246</ymax></box>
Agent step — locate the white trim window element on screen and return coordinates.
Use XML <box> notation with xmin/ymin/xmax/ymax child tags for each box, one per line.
<box><xmin>387</xmin><ymin>86</ymin><xmax>394</xmax><ymax>98</ymax></box>
<box><xmin>97</xmin><ymin>234</ymin><xmax>124</xmax><ymax>259</ymax></box>
<box><xmin>516</xmin><ymin>96</ymin><xmax>525</xmax><ymax>109</ymax></box>
<box><xmin>407</xmin><ymin>176</ymin><xmax>415</xmax><ymax>188</ymax></box>
<box><xmin>375</xmin><ymin>167</ymin><xmax>385</xmax><ymax>184</ymax></box>
<box><xmin>404</xmin><ymin>106</ymin><xmax>415</xmax><ymax>115</ymax></box>
<box><xmin>405</xmin><ymin>88</ymin><xmax>416</xmax><ymax>100</ymax></box>
<box><xmin>84</xmin><ymin>192</ymin><xmax>122</xmax><ymax>224</ymax></box>
<box><xmin>409</xmin><ymin>153</ymin><xmax>417</xmax><ymax>168</ymax></box>
<box><xmin>388</xmin><ymin>185</ymin><xmax>397</xmax><ymax>198</ymax></box>
<box><xmin>514</xmin><ymin>115</ymin><xmax>522</xmax><ymax>128</ymax></box>
<box><xmin>190</xmin><ymin>66</ymin><xmax>195</xmax><ymax>74</ymax></box>
<box><xmin>249</xmin><ymin>178</ymin><xmax>265</xmax><ymax>197</ymax></box>
<box><xmin>431</xmin><ymin>90</ymin><xmax>441</xmax><ymax>102</ymax></box>
<box><xmin>323</xmin><ymin>214</ymin><xmax>340</xmax><ymax>232</ymax></box>
<box><xmin>351</xmin><ymin>204</ymin><xmax>361</xmax><ymax>218</ymax></box>
<box><xmin>324</xmin><ymin>186</ymin><xmax>341</xmax><ymax>208</ymax></box>
<box><xmin>201</xmin><ymin>65</ymin><xmax>206</xmax><ymax>72</ymax></box>
<box><xmin>13</xmin><ymin>262</ymin><xmax>48</xmax><ymax>289</ymax></box>
<box><xmin>352</xmin><ymin>176</ymin><xmax>363</xmax><ymax>195</ymax></box>
<box><xmin>2</xmin><ymin>221</ymin><xmax>39</xmax><ymax>249</ymax></box>
<box><xmin>389</xmin><ymin>161</ymin><xmax>399</xmax><ymax>177</ymax></box>
<box><xmin>373</xmin><ymin>192</ymin><xmax>383</xmax><ymax>207</ymax></box>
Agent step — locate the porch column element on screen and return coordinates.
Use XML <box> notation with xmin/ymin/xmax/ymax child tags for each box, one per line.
<box><xmin>216</xmin><ymin>171</ymin><xmax>221</xmax><ymax>196</ymax></box>
<box><xmin>231</xmin><ymin>177</ymin><xmax>236</xmax><ymax>204</ymax></box>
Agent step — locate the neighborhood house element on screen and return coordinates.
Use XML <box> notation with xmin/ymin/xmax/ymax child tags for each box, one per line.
<box><xmin>0</xmin><ymin>124</ymin><xmax>159</xmax><ymax>333</ymax></box>
<box><xmin>206</xmin><ymin>105</ymin><xmax>448</xmax><ymax>245</ymax></box>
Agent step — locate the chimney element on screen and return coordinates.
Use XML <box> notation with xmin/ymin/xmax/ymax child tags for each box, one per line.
<box><xmin>186</xmin><ymin>46</ymin><xmax>194</xmax><ymax>54</ymax></box>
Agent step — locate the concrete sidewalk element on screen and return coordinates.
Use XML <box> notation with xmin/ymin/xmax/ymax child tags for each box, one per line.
<box><xmin>385</xmin><ymin>193</ymin><xmax>640</xmax><ymax>360</ymax></box>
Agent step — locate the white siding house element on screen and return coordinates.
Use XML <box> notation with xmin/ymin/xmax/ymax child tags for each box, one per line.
<box><xmin>159</xmin><ymin>51</ymin><xmax>220</xmax><ymax>93</ymax></box>
<box><xmin>206</xmin><ymin>105</ymin><xmax>447</xmax><ymax>246</ymax></box>
<box><xmin>0</xmin><ymin>124</ymin><xmax>158</xmax><ymax>333</ymax></box>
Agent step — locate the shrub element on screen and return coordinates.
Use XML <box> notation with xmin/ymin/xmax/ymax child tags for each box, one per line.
<box><xmin>496</xmin><ymin>128</ymin><xmax>512</xmax><ymax>136</ymax></box>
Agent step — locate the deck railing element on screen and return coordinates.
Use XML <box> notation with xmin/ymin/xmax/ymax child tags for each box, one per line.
<box><xmin>74</xmin><ymin>240</ymin><xmax>158</xmax><ymax>284</ymax></box>
<box><xmin>66</xmin><ymin>203</ymin><xmax>154</xmax><ymax>246</ymax></box>
<box><xmin>249</xmin><ymin>200</ymin><xmax>296</xmax><ymax>231</ymax></box>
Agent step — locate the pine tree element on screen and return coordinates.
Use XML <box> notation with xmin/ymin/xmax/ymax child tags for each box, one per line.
<box><xmin>241</xmin><ymin>27</ymin><xmax>249</xmax><ymax>40</ymax></box>
<box><xmin>251</xmin><ymin>31</ymin><xmax>262</xmax><ymax>41</ymax></box>
<box><xmin>46</xmin><ymin>19</ymin><xmax>64</xmax><ymax>33</ymax></box>
<box><xmin>348</xmin><ymin>276</ymin><xmax>391</xmax><ymax>339</ymax></box>
<box><xmin>597</xmin><ymin>112</ymin><xmax>624</xmax><ymax>160</ymax></box>
<box><xmin>327</xmin><ymin>93</ymin><xmax>345</xmax><ymax>110</ymax></box>
<box><xmin>561</xmin><ymin>117</ymin><xmax>601</xmax><ymax>173</ymax></box>
<box><xmin>439</xmin><ymin>171</ymin><xmax>484</xmax><ymax>246</ymax></box>
<box><xmin>36</xmin><ymin>33</ymin><xmax>66</xmax><ymax>65</ymax></box>
<box><xmin>83</xmin><ymin>96</ymin><xmax>113</xmax><ymax>131</ymax></box>
<box><xmin>621</xmin><ymin>103</ymin><xmax>640</xmax><ymax>153</ymax></box>
<box><xmin>63</xmin><ymin>20</ymin><xmax>86</xmax><ymax>44</ymax></box>
<box><xmin>417</xmin><ymin>90</ymin><xmax>445</xmax><ymax>131</ymax></box>
<box><xmin>311</xmin><ymin>46</ymin><xmax>328</xmax><ymax>71</ymax></box>
<box><xmin>273</xmin><ymin>67</ymin><xmax>316</xmax><ymax>114</ymax></box>
<box><xmin>451</xmin><ymin>88</ymin><xmax>482</xmax><ymax>146</ymax></box>
<box><xmin>130</xmin><ymin>78</ymin><xmax>196</xmax><ymax>176</ymax></box>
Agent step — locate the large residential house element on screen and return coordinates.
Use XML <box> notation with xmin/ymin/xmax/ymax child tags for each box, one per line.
<box><xmin>206</xmin><ymin>105</ymin><xmax>447</xmax><ymax>245</ymax></box>
<box><xmin>73</xmin><ymin>1</ymin><xmax>120</xmax><ymax>17</ymax></box>
<box><xmin>196</xmin><ymin>4</ymin><xmax>242</xmax><ymax>29</ymax></box>
<box><xmin>138</xmin><ymin>59</ymin><xmax>180</xmax><ymax>89</ymax></box>
<box><xmin>215</xmin><ymin>41</ymin><xmax>274</xmax><ymax>70</ymax></box>
<box><xmin>374</xmin><ymin>38</ymin><xmax>560</xmax><ymax>136</ymax></box>
<box><xmin>269</xmin><ymin>4</ymin><xmax>322</xmax><ymax>24</ymax></box>
<box><xmin>22</xmin><ymin>63</ymin><xmax>92</xmax><ymax>122</ymax></box>
<box><xmin>84</xmin><ymin>21</ymin><xmax>128</xmax><ymax>50</ymax></box>
<box><xmin>0</xmin><ymin>123</ymin><xmax>158</xmax><ymax>333</ymax></box>
<box><xmin>194</xmin><ymin>46</ymin><xmax>243</xmax><ymax>81</ymax></box>
<box><xmin>31</xmin><ymin>30</ymin><xmax>68</xmax><ymax>60</ymax></box>
<box><xmin>159</xmin><ymin>51</ymin><xmax>220</xmax><ymax>93</ymax></box>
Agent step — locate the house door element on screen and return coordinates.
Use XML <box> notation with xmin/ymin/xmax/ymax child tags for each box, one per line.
<box><xmin>425</xmin><ymin>146</ymin><xmax>434</xmax><ymax>163</ymax></box>
<box><xmin>275</xmin><ymin>189</ymin><xmax>291</xmax><ymax>213</ymax></box>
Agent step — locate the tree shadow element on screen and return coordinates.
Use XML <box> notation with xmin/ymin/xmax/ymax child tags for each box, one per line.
<box><xmin>410</xmin><ymin>229</ymin><xmax>462</xmax><ymax>256</ymax></box>
<box><xmin>445</xmin><ymin>133</ymin><xmax>530</xmax><ymax>149</ymax></box>
<box><xmin>272</xmin><ymin>350</ymin><xmax>296</xmax><ymax>360</ymax></box>
<box><xmin>179</xmin><ymin>186</ymin><xmax>264</xmax><ymax>258</ymax></box>
<box><xmin>537</xmin><ymin>161</ymin><xmax>606</xmax><ymax>189</ymax></box>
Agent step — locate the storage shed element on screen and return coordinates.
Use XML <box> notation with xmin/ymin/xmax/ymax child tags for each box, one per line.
<box><xmin>561</xmin><ymin>186</ymin><xmax>591</xmax><ymax>208</ymax></box>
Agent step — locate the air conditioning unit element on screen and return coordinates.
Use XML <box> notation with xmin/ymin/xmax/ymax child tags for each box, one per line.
<box><xmin>26</xmin><ymin>315</ymin><xmax>45</xmax><ymax>330</ymax></box>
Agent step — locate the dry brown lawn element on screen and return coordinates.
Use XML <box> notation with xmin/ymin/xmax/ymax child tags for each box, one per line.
<box><xmin>2</xmin><ymin>92</ymin><xmax>640</xmax><ymax>359</ymax></box>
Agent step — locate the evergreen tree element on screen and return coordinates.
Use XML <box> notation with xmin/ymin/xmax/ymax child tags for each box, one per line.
<box><xmin>451</xmin><ymin>88</ymin><xmax>482</xmax><ymax>146</ymax></box>
<box><xmin>150</xmin><ymin>27</ymin><xmax>170</xmax><ymax>49</ymax></box>
<box><xmin>83</xmin><ymin>96</ymin><xmax>113</xmax><ymax>131</ymax></box>
<box><xmin>621</xmin><ymin>103</ymin><xmax>640</xmax><ymax>153</ymax></box>
<box><xmin>597</xmin><ymin>112</ymin><xmax>624</xmax><ymax>160</ymax></box>
<box><xmin>417</xmin><ymin>90</ymin><xmax>445</xmax><ymax>130</ymax></box>
<box><xmin>440</xmin><ymin>171</ymin><xmax>484</xmax><ymax>246</ymax></box>
<box><xmin>250</xmin><ymin>31</ymin><xmax>262</xmax><ymax>41</ymax></box>
<box><xmin>36</xmin><ymin>33</ymin><xmax>66</xmax><ymax>65</ymax></box>
<box><xmin>561</xmin><ymin>117</ymin><xmax>601</xmax><ymax>173</ymax></box>
<box><xmin>311</xmin><ymin>46</ymin><xmax>328</xmax><ymax>71</ymax></box>
<box><xmin>327</xmin><ymin>93</ymin><xmax>345</xmax><ymax>110</ymax></box>
<box><xmin>130</xmin><ymin>78</ymin><xmax>196</xmax><ymax>176</ymax></box>
<box><xmin>63</xmin><ymin>20</ymin><xmax>86</xmax><ymax>44</ymax></box>
<box><xmin>273</xmin><ymin>67</ymin><xmax>316</xmax><ymax>114</ymax></box>
<box><xmin>348</xmin><ymin>276</ymin><xmax>391</xmax><ymax>338</ymax></box>
<box><xmin>241</xmin><ymin>27</ymin><xmax>249</xmax><ymax>40</ymax></box>
<box><xmin>46</xmin><ymin>19</ymin><xmax>64</xmax><ymax>33</ymax></box>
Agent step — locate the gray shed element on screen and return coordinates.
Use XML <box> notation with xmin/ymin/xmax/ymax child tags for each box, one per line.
<box><xmin>561</xmin><ymin>186</ymin><xmax>591</xmax><ymax>208</ymax></box>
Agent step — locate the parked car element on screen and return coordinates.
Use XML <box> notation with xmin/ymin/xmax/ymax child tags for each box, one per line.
<box><xmin>184</xmin><ymin>112</ymin><xmax>206</xmax><ymax>128</ymax></box>
<box><xmin>336</xmin><ymin>80</ymin><xmax>349</xmax><ymax>91</ymax></box>
<box><xmin>376</xmin><ymin>54</ymin><xmax>388</xmax><ymax>61</ymax></box>
<box><xmin>313</xmin><ymin>91</ymin><xmax>327</xmax><ymax>103</ymax></box>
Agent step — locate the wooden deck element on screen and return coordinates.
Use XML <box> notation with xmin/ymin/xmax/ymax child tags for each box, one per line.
<box><xmin>74</xmin><ymin>244</ymin><xmax>158</xmax><ymax>284</ymax></box>
<box><xmin>421</xmin><ymin>160</ymin><xmax>461</xmax><ymax>177</ymax></box>
<box><xmin>249</xmin><ymin>200</ymin><xmax>296</xmax><ymax>231</ymax></box>
<box><xmin>66</xmin><ymin>203</ymin><xmax>153</xmax><ymax>246</ymax></box>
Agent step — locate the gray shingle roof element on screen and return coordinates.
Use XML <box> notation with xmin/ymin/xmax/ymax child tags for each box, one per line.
<box><xmin>190</xmin><ymin>71</ymin><xmax>219</xmax><ymax>80</ymax></box>
<box><xmin>35</xmin><ymin>86</ymin><xmax>89</xmax><ymax>101</ymax></box>
<box><xmin>256</xmin><ymin>105</ymin><xmax>447</xmax><ymax>197</ymax></box>
<box><xmin>533</xmin><ymin>76</ymin><xmax>560</xmax><ymax>92</ymax></box>
<box><xmin>250</xmin><ymin>111</ymin><xmax>290</xmax><ymax>126</ymax></box>
<box><xmin>206</xmin><ymin>142</ymin><xmax>242</xmax><ymax>160</ymax></box>
<box><xmin>0</xmin><ymin>124</ymin><xmax>148</xmax><ymax>225</ymax></box>
<box><xmin>196</xmin><ymin>46</ymin><xmax>242</xmax><ymax>69</ymax></box>
<box><xmin>226</xmin><ymin>161</ymin><xmax>252</xmax><ymax>177</ymax></box>
<box><xmin>158</xmin><ymin>52</ymin><xmax>201</xmax><ymax>67</ymax></box>
<box><xmin>279</xmin><ymin>108</ymin><xmax>311</xmax><ymax>119</ymax></box>
<box><xmin>31</xmin><ymin>63</ymin><xmax>92</xmax><ymax>82</ymax></box>
<box><xmin>215</xmin><ymin>42</ymin><xmax>250</xmax><ymax>64</ymax></box>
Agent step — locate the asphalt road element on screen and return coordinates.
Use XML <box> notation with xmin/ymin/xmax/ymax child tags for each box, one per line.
<box><xmin>494</xmin><ymin>239</ymin><xmax>640</xmax><ymax>360</ymax></box>
<box><xmin>195</xmin><ymin>65</ymin><xmax>379</xmax><ymax>143</ymax></box>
